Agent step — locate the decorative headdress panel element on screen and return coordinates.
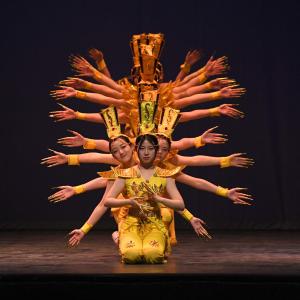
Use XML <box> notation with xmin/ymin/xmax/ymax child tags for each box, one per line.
<box><xmin>100</xmin><ymin>106</ymin><xmax>122</xmax><ymax>139</ymax></box>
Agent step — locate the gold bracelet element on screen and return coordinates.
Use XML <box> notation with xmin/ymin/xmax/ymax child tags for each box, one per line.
<box><xmin>74</xmin><ymin>111</ymin><xmax>86</xmax><ymax>120</ymax></box>
<box><xmin>76</xmin><ymin>91</ymin><xmax>87</xmax><ymax>99</ymax></box>
<box><xmin>180</xmin><ymin>63</ymin><xmax>190</xmax><ymax>74</ymax></box>
<box><xmin>194</xmin><ymin>136</ymin><xmax>205</xmax><ymax>148</ymax></box>
<box><xmin>209</xmin><ymin>107</ymin><xmax>220</xmax><ymax>117</ymax></box>
<box><xmin>198</xmin><ymin>72</ymin><xmax>207</xmax><ymax>84</ymax></box>
<box><xmin>67</xmin><ymin>154</ymin><xmax>80</xmax><ymax>166</ymax></box>
<box><xmin>93</xmin><ymin>69</ymin><xmax>102</xmax><ymax>81</ymax></box>
<box><xmin>83</xmin><ymin>81</ymin><xmax>93</xmax><ymax>90</ymax></box>
<box><xmin>220</xmin><ymin>156</ymin><xmax>231</xmax><ymax>168</ymax></box>
<box><xmin>97</xmin><ymin>59</ymin><xmax>107</xmax><ymax>71</ymax></box>
<box><xmin>210</xmin><ymin>91</ymin><xmax>221</xmax><ymax>100</ymax></box>
<box><xmin>80</xmin><ymin>222</ymin><xmax>93</xmax><ymax>234</ymax></box>
<box><xmin>74</xmin><ymin>184</ymin><xmax>85</xmax><ymax>194</ymax></box>
<box><xmin>215</xmin><ymin>186</ymin><xmax>229</xmax><ymax>197</ymax></box>
<box><xmin>181</xmin><ymin>209</ymin><xmax>194</xmax><ymax>222</ymax></box>
<box><xmin>83</xmin><ymin>139</ymin><xmax>97</xmax><ymax>150</ymax></box>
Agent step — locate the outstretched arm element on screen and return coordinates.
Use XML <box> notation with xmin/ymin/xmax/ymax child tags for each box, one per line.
<box><xmin>179</xmin><ymin>104</ymin><xmax>244</xmax><ymax>122</ymax></box>
<box><xmin>175</xmin><ymin>50</ymin><xmax>201</xmax><ymax>81</ymax></box>
<box><xmin>57</xmin><ymin>130</ymin><xmax>110</xmax><ymax>152</ymax></box>
<box><xmin>40</xmin><ymin>149</ymin><xmax>118</xmax><ymax>167</ymax></box>
<box><xmin>50</xmin><ymin>86</ymin><xmax>130</xmax><ymax>109</ymax></box>
<box><xmin>88</xmin><ymin>48</ymin><xmax>112</xmax><ymax>78</ymax></box>
<box><xmin>48</xmin><ymin>177</ymin><xmax>108</xmax><ymax>203</ymax></box>
<box><xmin>170</xmin><ymin>153</ymin><xmax>254</xmax><ymax>168</ymax></box>
<box><xmin>69</xmin><ymin>55</ymin><xmax>122</xmax><ymax>92</ymax></box>
<box><xmin>59</xmin><ymin>77</ymin><xmax>122</xmax><ymax>98</ymax></box>
<box><xmin>171</xmin><ymin>126</ymin><xmax>227</xmax><ymax>151</ymax></box>
<box><xmin>175</xmin><ymin>173</ymin><xmax>253</xmax><ymax>205</ymax></box>
<box><xmin>68</xmin><ymin>181</ymin><xmax>114</xmax><ymax>247</ymax></box>
<box><xmin>172</xmin><ymin>86</ymin><xmax>246</xmax><ymax>109</ymax></box>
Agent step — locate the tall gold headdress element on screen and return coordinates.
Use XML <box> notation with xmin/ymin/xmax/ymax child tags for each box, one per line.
<box><xmin>157</xmin><ymin>107</ymin><xmax>181</xmax><ymax>140</ymax></box>
<box><xmin>130</xmin><ymin>33</ymin><xmax>165</xmax><ymax>82</ymax></box>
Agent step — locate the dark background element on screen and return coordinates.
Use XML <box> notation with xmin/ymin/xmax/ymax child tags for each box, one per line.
<box><xmin>0</xmin><ymin>0</ymin><xmax>299</xmax><ymax>231</ymax></box>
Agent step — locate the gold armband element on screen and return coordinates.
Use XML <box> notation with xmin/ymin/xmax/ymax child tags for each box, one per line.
<box><xmin>220</xmin><ymin>156</ymin><xmax>231</xmax><ymax>168</ymax></box>
<box><xmin>97</xmin><ymin>59</ymin><xmax>107</xmax><ymax>71</ymax></box>
<box><xmin>209</xmin><ymin>107</ymin><xmax>221</xmax><ymax>117</ymax></box>
<box><xmin>181</xmin><ymin>209</ymin><xmax>194</xmax><ymax>222</ymax></box>
<box><xmin>210</xmin><ymin>91</ymin><xmax>222</xmax><ymax>100</ymax></box>
<box><xmin>198</xmin><ymin>72</ymin><xmax>207</xmax><ymax>84</ymax></box>
<box><xmin>180</xmin><ymin>63</ymin><xmax>190</xmax><ymax>74</ymax></box>
<box><xmin>74</xmin><ymin>184</ymin><xmax>85</xmax><ymax>194</ymax></box>
<box><xmin>93</xmin><ymin>69</ymin><xmax>102</xmax><ymax>81</ymax></box>
<box><xmin>205</xmin><ymin>81</ymin><xmax>213</xmax><ymax>90</ymax></box>
<box><xmin>74</xmin><ymin>111</ymin><xmax>86</xmax><ymax>120</ymax></box>
<box><xmin>194</xmin><ymin>136</ymin><xmax>205</xmax><ymax>148</ymax></box>
<box><xmin>80</xmin><ymin>222</ymin><xmax>93</xmax><ymax>234</ymax></box>
<box><xmin>68</xmin><ymin>154</ymin><xmax>80</xmax><ymax>166</ymax></box>
<box><xmin>83</xmin><ymin>139</ymin><xmax>96</xmax><ymax>150</ymax></box>
<box><xmin>76</xmin><ymin>91</ymin><xmax>87</xmax><ymax>99</ymax></box>
<box><xmin>215</xmin><ymin>186</ymin><xmax>229</xmax><ymax>197</ymax></box>
<box><xmin>83</xmin><ymin>81</ymin><xmax>93</xmax><ymax>90</ymax></box>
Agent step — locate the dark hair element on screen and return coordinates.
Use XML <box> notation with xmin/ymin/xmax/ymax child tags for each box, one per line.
<box><xmin>109</xmin><ymin>135</ymin><xmax>131</xmax><ymax>153</ymax></box>
<box><xmin>156</xmin><ymin>134</ymin><xmax>171</xmax><ymax>150</ymax></box>
<box><xmin>135</xmin><ymin>134</ymin><xmax>159</xmax><ymax>154</ymax></box>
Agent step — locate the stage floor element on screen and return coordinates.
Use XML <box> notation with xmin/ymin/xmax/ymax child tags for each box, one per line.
<box><xmin>1</xmin><ymin>230</ymin><xmax>300</xmax><ymax>298</ymax></box>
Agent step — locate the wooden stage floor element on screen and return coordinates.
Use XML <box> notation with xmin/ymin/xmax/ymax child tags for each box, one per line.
<box><xmin>1</xmin><ymin>230</ymin><xmax>300</xmax><ymax>298</ymax></box>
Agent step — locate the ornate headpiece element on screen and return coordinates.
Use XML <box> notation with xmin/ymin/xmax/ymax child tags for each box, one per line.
<box><xmin>157</xmin><ymin>107</ymin><xmax>181</xmax><ymax>140</ymax></box>
<box><xmin>138</xmin><ymin>100</ymin><xmax>158</xmax><ymax>135</ymax></box>
<box><xmin>100</xmin><ymin>106</ymin><xmax>122</xmax><ymax>139</ymax></box>
<box><xmin>130</xmin><ymin>33</ymin><xmax>165</xmax><ymax>82</ymax></box>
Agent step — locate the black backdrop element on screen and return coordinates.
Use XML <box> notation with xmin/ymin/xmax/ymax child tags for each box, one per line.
<box><xmin>0</xmin><ymin>0</ymin><xmax>299</xmax><ymax>231</ymax></box>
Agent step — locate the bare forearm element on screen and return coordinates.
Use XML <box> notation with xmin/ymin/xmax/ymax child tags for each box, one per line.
<box><xmin>82</xmin><ymin>177</ymin><xmax>108</xmax><ymax>192</ymax></box>
<box><xmin>92</xmin><ymin>71</ymin><xmax>123</xmax><ymax>92</ymax></box>
<box><xmin>173</xmin><ymin>92</ymin><xmax>219</xmax><ymax>109</ymax></box>
<box><xmin>77</xmin><ymin>153</ymin><xmax>117</xmax><ymax>164</ymax></box>
<box><xmin>179</xmin><ymin>109</ymin><xmax>211</xmax><ymax>122</ymax></box>
<box><xmin>171</xmin><ymin>138</ymin><xmax>195</xmax><ymax>151</ymax></box>
<box><xmin>78</xmin><ymin>91</ymin><xmax>125</xmax><ymax>107</ymax></box>
<box><xmin>87</xmin><ymin>83</ymin><xmax>122</xmax><ymax>99</ymax></box>
<box><xmin>155</xmin><ymin>195</ymin><xmax>185</xmax><ymax>211</ymax></box>
<box><xmin>105</xmin><ymin>197</ymin><xmax>131</xmax><ymax>208</ymax></box>
<box><xmin>175</xmin><ymin>155</ymin><xmax>222</xmax><ymax>166</ymax></box>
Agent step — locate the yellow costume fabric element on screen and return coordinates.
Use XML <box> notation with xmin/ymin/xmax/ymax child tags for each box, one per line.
<box><xmin>115</xmin><ymin>166</ymin><xmax>180</xmax><ymax>264</ymax></box>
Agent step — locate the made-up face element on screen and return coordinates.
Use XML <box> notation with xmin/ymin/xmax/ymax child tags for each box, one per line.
<box><xmin>137</xmin><ymin>139</ymin><xmax>157</xmax><ymax>166</ymax></box>
<box><xmin>156</xmin><ymin>136</ymin><xmax>170</xmax><ymax>162</ymax></box>
<box><xmin>110</xmin><ymin>138</ymin><xmax>134</xmax><ymax>165</ymax></box>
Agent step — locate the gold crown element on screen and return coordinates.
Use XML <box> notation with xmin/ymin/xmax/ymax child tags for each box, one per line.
<box><xmin>138</xmin><ymin>100</ymin><xmax>158</xmax><ymax>135</ymax></box>
<box><xmin>100</xmin><ymin>106</ymin><xmax>122</xmax><ymax>139</ymax></box>
<box><xmin>157</xmin><ymin>107</ymin><xmax>181</xmax><ymax>139</ymax></box>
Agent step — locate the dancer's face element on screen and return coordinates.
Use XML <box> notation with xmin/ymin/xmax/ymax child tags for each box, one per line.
<box><xmin>157</xmin><ymin>136</ymin><xmax>170</xmax><ymax>162</ymax></box>
<box><xmin>138</xmin><ymin>139</ymin><xmax>157</xmax><ymax>166</ymax></box>
<box><xmin>110</xmin><ymin>138</ymin><xmax>134</xmax><ymax>165</ymax></box>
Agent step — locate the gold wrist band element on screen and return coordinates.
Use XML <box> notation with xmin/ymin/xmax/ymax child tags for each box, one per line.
<box><xmin>210</xmin><ymin>91</ymin><xmax>221</xmax><ymax>100</ymax></box>
<box><xmin>76</xmin><ymin>91</ymin><xmax>87</xmax><ymax>99</ymax></box>
<box><xmin>80</xmin><ymin>222</ymin><xmax>93</xmax><ymax>234</ymax></box>
<box><xmin>68</xmin><ymin>154</ymin><xmax>80</xmax><ymax>166</ymax></box>
<box><xmin>181</xmin><ymin>209</ymin><xmax>194</xmax><ymax>221</ymax></box>
<box><xmin>74</xmin><ymin>184</ymin><xmax>85</xmax><ymax>194</ymax></box>
<box><xmin>194</xmin><ymin>136</ymin><xmax>205</xmax><ymax>148</ymax></box>
<box><xmin>97</xmin><ymin>59</ymin><xmax>107</xmax><ymax>71</ymax></box>
<box><xmin>220</xmin><ymin>156</ymin><xmax>231</xmax><ymax>168</ymax></box>
<box><xmin>209</xmin><ymin>107</ymin><xmax>220</xmax><ymax>117</ymax></box>
<box><xmin>215</xmin><ymin>186</ymin><xmax>229</xmax><ymax>197</ymax></box>
<box><xmin>75</xmin><ymin>111</ymin><xmax>86</xmax><ymax>120</ymax></box>
<box><xmin>180</xmin><ymin>63</ymin><xmax>191</xmax><ymax>74</ymax></box>
<box><xmin>83</xmin><ymin>139</ymin><xmax>97</xmax><ymax>150</ymax></box>
<box><xmin>83</xmin><ymin>81</ymin><xmax>93</xmax><ymax>90</ymax></box>
<box><xmin>198</xmin><ymin>73</ymin><xmax>207</xmax><ymax>84</ymax></box>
